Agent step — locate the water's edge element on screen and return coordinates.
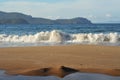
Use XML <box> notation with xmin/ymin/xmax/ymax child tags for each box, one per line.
<box><xmin>0</xmin><ymin>70</ymin><xmax>120</xmax><ymax>80</ymax></box>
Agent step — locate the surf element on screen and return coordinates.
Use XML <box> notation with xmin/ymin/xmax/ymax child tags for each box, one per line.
<box><xmin>0</xmin><ymin>30</ymin><xmax>120</xmax><ymax>43</ymax></box>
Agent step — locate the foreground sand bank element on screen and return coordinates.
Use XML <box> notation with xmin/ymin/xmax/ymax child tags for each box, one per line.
<box><xmin>0</xmin><ymin>45</ymin><xmax>120</xmax><ymax>77</ymax></box>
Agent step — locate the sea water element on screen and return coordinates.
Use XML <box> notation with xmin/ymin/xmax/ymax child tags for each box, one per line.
<box><xmin>0</xmin><ymin>24</ymin><xmax>120</xmax><ymax>47</ymax></box>
<box><xmin>0</xmin><ymin>70</ymin><xmax>120</xmax><ymax>80</ymax></box>
<box><xmin>0</xmin><ymin>24</ymin><xmax>120</xmax><ymax>79</ymax></box>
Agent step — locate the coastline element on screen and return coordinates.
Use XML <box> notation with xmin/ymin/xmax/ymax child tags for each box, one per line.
<box><xmin>0</xmin><ymin>45</ymin><xmax>120</xmax><ymax>77</ymax></box>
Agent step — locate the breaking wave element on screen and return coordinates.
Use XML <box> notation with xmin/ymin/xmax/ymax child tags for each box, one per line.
<box><xmin>0</xmin><ymin>30</ymin><xmax>120</xmax><ymax>44</ymax></box>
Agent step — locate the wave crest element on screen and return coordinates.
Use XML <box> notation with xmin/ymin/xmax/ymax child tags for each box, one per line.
<box><xmin>0</xmin><ymin>30</ymin><xmax>120</xmax><ymax>43</ymax></box>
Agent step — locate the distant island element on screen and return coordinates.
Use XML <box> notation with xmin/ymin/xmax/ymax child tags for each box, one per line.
<box><xmin>0</xmin><ymin>11</ymin><xmax>92</xmax><ymax>24</ymax></box>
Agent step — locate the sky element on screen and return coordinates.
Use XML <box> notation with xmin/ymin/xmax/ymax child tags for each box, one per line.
<box><xmin>0</xmin><ymin>0</ymin><xmax>120</xmax><ymax>23</ymax></box>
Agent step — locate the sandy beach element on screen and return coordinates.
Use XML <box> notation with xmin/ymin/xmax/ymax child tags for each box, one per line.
<box><xmin>0</xmin><ymin>45</ymin><xmax>120</xmax><ymax>77</ymax></box>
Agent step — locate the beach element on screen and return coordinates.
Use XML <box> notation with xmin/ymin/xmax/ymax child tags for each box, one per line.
<box><xmin>0</xmin><ymin>45</ymin><xmax>120</xmax><ymax>77</ymax></box>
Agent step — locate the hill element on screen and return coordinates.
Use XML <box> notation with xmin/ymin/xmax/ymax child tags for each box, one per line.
<box><xmin>0</xmin><ymin>11</ymin><xmax>92</xmax><ymax>24</ymax></box>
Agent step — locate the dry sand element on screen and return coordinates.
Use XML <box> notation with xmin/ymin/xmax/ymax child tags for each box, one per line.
<box><xmin>0</xmin><ymin>45</ymin><xmax>120</xmax><ymax>77</ymax></box>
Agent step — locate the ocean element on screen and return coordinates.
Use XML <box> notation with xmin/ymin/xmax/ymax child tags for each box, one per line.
<box><xmin>0</xmin><ymin>24</ymin><xmax>120</xmax><ymax>47</ymax></box>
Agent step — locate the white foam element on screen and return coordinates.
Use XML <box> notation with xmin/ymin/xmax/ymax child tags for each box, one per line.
<box><xmin>0</xmin><ymin>30</ymin><xmax>120</xmax><ymax>44</ymax></box>
<box><xmin>71</xmin><ymin>32</ymin><xmax>120</xmax><ymax>43</ymax></box>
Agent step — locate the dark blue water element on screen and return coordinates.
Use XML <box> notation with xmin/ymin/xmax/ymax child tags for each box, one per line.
<box><xmin>0</xmin><ymin>24</ymin><xmax>120</xmax><ymax>35</ymax></box>
<box><xmin>0</xmin><ymin>24</ymin><xmax>120</xmax><ymax>47</ymax></box>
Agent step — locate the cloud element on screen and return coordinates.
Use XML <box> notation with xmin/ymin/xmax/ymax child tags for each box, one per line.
<box><xmin>87</xmin><ymin>14</ymin><xmax>97</xmax><ymax>19</ymax></box>
<box><xmin>0</xmin><ymin>0</ymin><xmax>94</xmax><ymax>18</ymax></box>
<box><xmin>45</xmin><ymin>16</ymin><xmax>61</xmax><ymax>19</ymax></box>
<box><xmin>105</xmin><ymin>14</ymin><xmax>112</xmax><ymax>18</ymax></box>
<box><xmin>0</xmin><ymin>0</ymin><xmax>119</xmax><ymax>23</ymax></box>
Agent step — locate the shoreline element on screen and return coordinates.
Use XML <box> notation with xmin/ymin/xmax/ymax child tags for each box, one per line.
<box><xmin>0</xmin><ymin>45</ymin><xmax>120</xmax><ymax>77</ymax></box>
<box><xmin>0</xmin><ymin>43</ymin><xmax>120</xmax><ymax>48</ymax></box>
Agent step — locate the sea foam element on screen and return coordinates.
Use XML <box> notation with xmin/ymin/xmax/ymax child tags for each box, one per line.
<box><xmin>0</xmin><ymin>30</ymin><xmax>120</xmax><ymax>44</ymax></box>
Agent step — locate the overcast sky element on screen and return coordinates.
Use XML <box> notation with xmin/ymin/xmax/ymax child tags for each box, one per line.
<box><xmin>0</xmin><ymin>0</ymin><xmax>120</xmax><ymax>23</ymax></box>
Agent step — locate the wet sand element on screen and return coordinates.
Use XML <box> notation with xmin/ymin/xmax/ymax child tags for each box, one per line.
<box><xmin>0</xmin><ymin>45</ymin><xmax>120</xmax><ymax>77</ymax></box>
